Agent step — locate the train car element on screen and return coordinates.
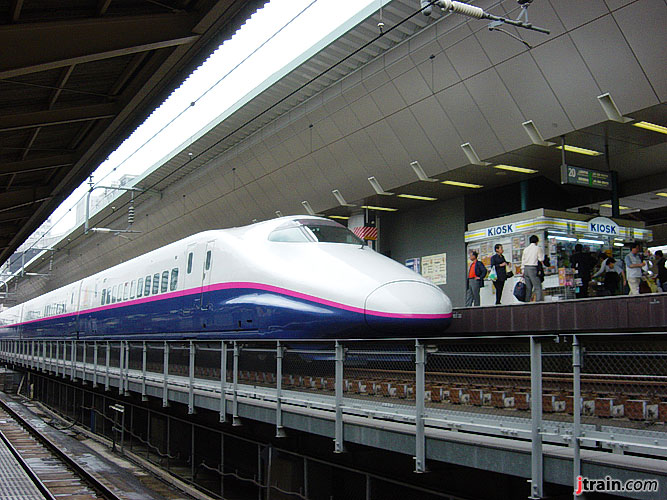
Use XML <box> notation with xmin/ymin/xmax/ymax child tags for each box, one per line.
<box><xmin>0</xmin><ymin>216</ymin><xmax>452</xmax><ymax>340</ymax></box>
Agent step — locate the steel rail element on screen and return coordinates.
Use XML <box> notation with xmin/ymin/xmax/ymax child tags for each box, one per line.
<box><xmin>0</xmin><ymin>397</ymin><xmax>123</xmax><ymax>500</ymax></box>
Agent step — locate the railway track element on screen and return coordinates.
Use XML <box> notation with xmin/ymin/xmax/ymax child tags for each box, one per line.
<box><xmin>0</xmin><ymin>398</ymin><xmax>122</xmax><ymax>500</ymax></box>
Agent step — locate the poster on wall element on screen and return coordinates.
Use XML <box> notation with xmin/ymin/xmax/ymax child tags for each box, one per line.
<box><xmin>421</xmin><ymin>253</ymin><xmax>447</xmax><ymax>285</ymax></box>
<box><xmin>405</xmin><ymin>258</ymin><xmax>421</xmax><ymax>273</ymax></box>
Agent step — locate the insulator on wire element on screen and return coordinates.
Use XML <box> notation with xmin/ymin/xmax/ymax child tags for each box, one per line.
<box><xmin>128</xmin><ymin>204</ymin><xmax>135</xmax><ymax>225</ymax></box>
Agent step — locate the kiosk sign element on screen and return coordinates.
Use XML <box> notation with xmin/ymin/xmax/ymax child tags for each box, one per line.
<box><xmin>486</xmin><ymin>223</ymin><xmax>515</xmax><ymax>237</ymax></box>
<box><xmin>588</xmin><ymin>217</ymin><xmax>619</xmax><ymax>236</ymax></box>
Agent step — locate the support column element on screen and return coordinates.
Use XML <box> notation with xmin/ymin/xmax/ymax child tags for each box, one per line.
<box><xmin>220</xmin><ymin>341</ymin><xmax>227</xmax><ymax>423</ymax></box>
<box><xmin>163</xmin><ymin>342</ymin><xmax>169</xmax><ymax>407</ymax></box>
<box><xmin>232</xmin><ymin>342</ymin><xmax>241</xmax><ymax>426</ymax></box>
<box><xmin>142</xmin><ymin>341</ymin><xmax>147</xmax><ymax>401</ymax></box>
<box><xmin>71</xmin><ymin>340</ymin><xmax>76</xmax><ymax>381</ymax></box>
<box><xmin>124</xmin><ymin>341</ymin><xmax>129</xmax><ymax>395</ymax></box>
<box><xmin>415</xmin><ymin>341</ymin><xmax>426</xmax><ymax>473</ymax></box>
<box><xmin>275</xmin><ymin>341</ymin><xmax>285</xmax><ymax>437</ymax></box>
<box><xmin>572</xmin><ymin>336</ymin><xmax>582</xmax><ymax>500</ymax></box>
<box><xmin>188</xmin><ymin>341</ymin><xmax>195</xmax><ymax>414</ymax></box>
<box><xmin>530</xmin><ymin>336</ymin><xmax>543</xmax><ymax>499</ymax></box>
<box><xmin>93</xmin><ymin>342</ymin><xmax>98</xmax><ymax>388</ymax></box>
<box><xmin>119</xmin><ymin>341</ymin><xmax>125</xmax><ymax>395</ymax></box>
<box><xmin>105</xmin><ymin>341</ymin><xmax>110</xmax><ymax>391</ymax></box>
<box><xmin>334</xmin><ymin>341</ymin><xmax>344</xmax><ymax>453</ymax></box>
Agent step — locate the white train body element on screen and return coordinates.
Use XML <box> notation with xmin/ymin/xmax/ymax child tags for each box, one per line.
<box><xmin>0</xmin><ymin>216</ymin><xmax>452</xmax><ymax>340</ymax></box>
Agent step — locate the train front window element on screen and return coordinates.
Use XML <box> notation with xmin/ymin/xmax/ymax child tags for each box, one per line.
<box><xmin>268</xmin><ymin>219</ymin><xmax>362</xmax><ymax>244</ymax></box>
<box><xmin>299</xmin><ymin>219</ymin><xmax>363</xmax><ymax>244</ymax></box>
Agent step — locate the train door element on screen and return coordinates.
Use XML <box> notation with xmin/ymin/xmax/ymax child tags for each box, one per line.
<box><xmin>200</xmin><ymin>240</ymin><xmax>215</xmax><ymax>309</ymax></box>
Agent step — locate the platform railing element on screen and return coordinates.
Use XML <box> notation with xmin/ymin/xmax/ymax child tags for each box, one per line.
<box><xmin>1</xmin><ymin>333</ymin><xmax>666</xmax><ymax>500</ymax></box>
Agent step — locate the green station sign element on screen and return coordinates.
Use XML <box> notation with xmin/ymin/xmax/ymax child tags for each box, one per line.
<box><xmin>560</xmin><ymin>165</ymin><xmax>612</xmax><ymax>190</ymax></box>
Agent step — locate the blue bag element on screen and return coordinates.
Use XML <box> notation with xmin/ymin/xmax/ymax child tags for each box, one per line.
<box><xmin>513</xmin><ymin>278</ymin><xmax>527</xmax><ymax>302</ymax></box>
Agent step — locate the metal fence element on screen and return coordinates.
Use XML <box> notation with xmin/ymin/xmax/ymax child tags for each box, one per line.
<box><xmin>1</xmin><ymin>332</ymin><xmax>666</xmax><ymax>499</ymax></box>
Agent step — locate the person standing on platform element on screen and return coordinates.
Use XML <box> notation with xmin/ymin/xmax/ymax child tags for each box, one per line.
<box><xmin>655</xmin><ymin>250</ymin><xmax>667</xmax><ymax>292</ymax></box>
<box><xmin>521</xmin><ymin>235</ymin><xmax>544</xmax><ymax>302</ymax></box>
<box><xmin>465</xmin><ymin>250</ymin><xmax>487</xmax><ymax>307</ymax></box>
<box><xmin>571</xmin><ymin>244</ymin><xmax>595</xmax><ymax>298</ymax></box>
<box><xmin>624</xmin><ymin>243</ymin><xmax>644</xmax><ymax>295</ymax></box>
<box><xmin>592</xmin><ymin>257</ymin><xmax>623</xmax><ymax>295</ymax></box>
<box><xmin>490</xmin><ymin>244</ymin><xmax>510</xmax><ymax>305</ymax></box>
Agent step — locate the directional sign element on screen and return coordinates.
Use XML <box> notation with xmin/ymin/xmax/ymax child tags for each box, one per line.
<box><xmin>560</xmin><ymin>165</ymin><xmax>611</xmax><ymax>190</ymax></box>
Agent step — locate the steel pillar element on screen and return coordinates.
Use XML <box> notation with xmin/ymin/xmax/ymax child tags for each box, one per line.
<box><xmin>415</xmin><ymin>341</ymin><xmax>426</xmax><ymax>473</ymax></box>
<box><xmin>530</xmin><ymin>336</ymin><xmax>543</xmax><ymax>499</ymax></box>
<box><xmin>188</xmin><ymin>341</ymin><xmax>195</xmax><ymax>414</ymax></box>
<box><xmin>220</xmin><ymin>341</ymin><xmax>227</xmax><ymax>423</ymax></box>
<box><xmin>105</xmin><ymin>341</ymin><xmax>110</xmax><ymax>391</ymax></box>
<box><xmin>119</xmin><ymin>341</ymin><xmax>125</xmax><ymax>395</ymax></box>
<box><xmin>163</xmin><ymin>342</ymin><xmax>169</xmax><ymax>407</ymax></box>
<box><xmin>93</xmin><ymin>342</ymin><xmax>98</xmax><ymax>388</ymax></box>
<box><xmin>572</xmin><ymin>336</ymin><xmax>582</xmax><ymax>500</ymax></box>
<box><xmin>232</xmin><ymin>342</ymin><xmax>241</xmax><ymax>426</ymax></box>
<box><xmin>334</xmin><ymin>341</ymin><xmax>344</xmax><ymax>453</ymax></box>
<box><xmin>275</xmin><ymin>341</ymin><xmax>285</xmax><ymax>437</ymax></box>
<box><xmin>141</xmin><ymin>341</ymin><xmax>147</xmax><ymax>401</ymax></box>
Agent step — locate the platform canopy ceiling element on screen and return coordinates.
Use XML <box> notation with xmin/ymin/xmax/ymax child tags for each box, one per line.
<box><xmin>0</xmin><ymin>0</ymin><xmax>264</xmax><ymax>264</ymax></box>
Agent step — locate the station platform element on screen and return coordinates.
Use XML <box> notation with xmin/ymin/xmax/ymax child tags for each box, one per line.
<box><xmin>1</xmin><ymin>328</ymin><xmax>666</xmax><ymax>499</ymax></box>
<box><xmin>448</xmin><ymin>293</ymin><xmax>666</xmax><ymax>335</ymax></box>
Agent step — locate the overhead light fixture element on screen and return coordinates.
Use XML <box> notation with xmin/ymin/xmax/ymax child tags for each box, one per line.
<box><xmin>494</xmin><ymin>164</ymin><xmax>538</xmax><ymax>174</ymax></box>
<box><xmin>361</xmin><ymin>205</ymin><xmax>398</xmax><ymax>212</ymax></box>
<box><xmin>553</xmin><ymin>236</ymin><xmax>577</xmax><ymax>242</ymax></box>
<box><xmin>442</xmin><ymin>180</ymin><xmax>483</xmax><ymax>189</ymax></box>
<box><xmin>301</xmin><ymin>201</ymin><xmax>316</xmax><ymax>216</ymax></box>
<box><xmin>597</xmin><ymin>93</ymin><xmax>631</xmax><ymax>123</ymax></box>
<box><xmin>522</xmin><ymin>120</ymin><xmax>555</xmax><ymax>147</ymax></box>
<box><xmin>613</xmin><ymin>242</ymin><xmax>624</xmax><ymax>247</ymax></box>
<box><xmin>556</xmin><ymin>145</ymin><xmax>603</xmax><ymax>157</ymax></box>
<box><xmin>600</xmin><ymin>203</ymin><xmax>631</xmax><ymax>210</ymax></box>
<box><xmin>578</xmin><ymin>238</ymin><xmax>604</xmax><ymax>245</ymax></box>
<box><xmin>397</xmin><ymin>194</ymin><xmax>437</xmax><ymax>201</ymax></box>
<box><xmin>368</xmin><ymin>176</ymin><xmax>394</xmax><ymax>195</ymax></box>
<box><xmin>656</xmin><ymin>192</ymin><xmax>667</xmax><ymax>198</ymax></box>
<box><xmin>633</xmin><ymin>121</ymin><xmax>667</xmax><ymax>135</ymax></box>
<box><xmin>409</xmin><ymin>161</ymin><xmax>438</xmax><ymax>182</ymax></box>
<box><xmin>332</xmin><ymin>189</ymin><xmax>355</xmax><ymax>207</ymax></box>
<box><xmin>328</xmin><ymin>215</ymin><xmax>349</xmax><ymax>220</ymax></box>
<box><xmin>460</xmin><ymin>143</ymin><xmax>490</xmax><ymax>166</ymax></box>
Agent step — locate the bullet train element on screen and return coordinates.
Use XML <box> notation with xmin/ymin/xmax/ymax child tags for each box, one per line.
<box><xmin>0</xmin><ymin>216</ymin><xmax>452</xmax><ymax>340</ymax></box>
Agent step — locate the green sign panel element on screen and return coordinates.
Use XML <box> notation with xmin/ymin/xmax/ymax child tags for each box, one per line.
<box><xmin>560</xmin><ymin>165</ymin><xmax>611</xmax><ymax>190</ymax></box>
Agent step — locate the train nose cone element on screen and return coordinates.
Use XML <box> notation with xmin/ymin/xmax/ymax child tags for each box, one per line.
<box><xmin>364</xmin><ymin>280</ymin><xmax>452</xmax><ymax>333</ymax></box>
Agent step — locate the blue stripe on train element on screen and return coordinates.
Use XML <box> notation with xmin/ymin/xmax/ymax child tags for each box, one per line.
<box><xmin>4</xmin><ymin>288</ymin><xmax>451</xmax><ymax>340</ymax></box>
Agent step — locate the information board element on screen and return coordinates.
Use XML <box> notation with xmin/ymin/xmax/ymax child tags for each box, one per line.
<box><xmin>421</xmin><ymin>253</ymin><xmax>447</xmax><ymax>285</ymax></box>
<box><xmin>560</xmin><ymin>165</ymin><xmax>611</xmax><ymax>190</ymax></box>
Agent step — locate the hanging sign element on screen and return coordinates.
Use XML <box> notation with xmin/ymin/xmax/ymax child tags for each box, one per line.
<box><xmin>587</xmin><ymin>216</ymin><xmax>620</xmax><ymax>236</ymax></box>
<box><xmin>560</xmin><ymin>165</ymin><xmax>612</xmax><ymax>190</ymax></box>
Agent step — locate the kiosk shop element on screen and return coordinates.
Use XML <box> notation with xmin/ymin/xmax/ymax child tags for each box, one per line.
<box><xmin>464</xmin><ymin>209</ymin><xmax>652</xmax><ymax>305</ymax></box>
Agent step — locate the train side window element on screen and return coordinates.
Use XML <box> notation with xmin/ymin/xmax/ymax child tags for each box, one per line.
<box><xmin>205</xmin><ymin>250</ymin><xmax>211</xmax><ymax>271</ymax></box>
<box><xmin>137</xmin><ymin>278</ymin><xmax>143</xmax><ymax>298</ymax></box>
<box><xmin>161</xmin><ymin>271</ymin><xmax>169</xmax><ymax>293</ymax></box>
<box><xmin>112</xmin><ymin>286</ymin><xmax>117</xmax><ymax>303</ymax></box>
<box><xmin>130</xmin><ymin>280</ymin><xmax>136</xmax><ymax>299</ymax></box>
<box><xmin>144</xmin><ymin>276</ymin><xmax>151</xmax><ymax>296</ymax></box>
<box><xmin>107</xmin><ymin>289</ymin><xmax>111</xmax><ymax>303</ymax></box>
<box><xmin>170</xmin><ymin>268</ymin><xmax>179</xmax><ymax>291</ymax></box>
<box><xmin>123</xmin><ymin>283</ymin><xmax>129</xmax><ymax>300</ymax></box>
<box><xmin>187</xmin><ymin>253</ymin><xmax>193</xmax><ymax>274</ymax></box>
<box><xmin>101</xmin><ymin>289</ymin><xmax>106</xmax><ymax>305</ymax></box>
<box><xmin>152</xmin><ymin>273</ymin><xmax>159</xmax><ymax>294</ymax></box>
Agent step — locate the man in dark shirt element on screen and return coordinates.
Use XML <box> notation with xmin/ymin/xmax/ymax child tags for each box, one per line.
<box><xmin>490</xmin><ymin>244</ymin><xmax>509</xmax><ymax>305</ymax></box>
<box><xmin>656</xmin><ymin>250</ymin><xmax>667</xmax><ymax>292</ymax></box>
<box><xmin>571</xmin><ymin>244</ymin><xmax>595</xmax><ymax>298</ymax></box>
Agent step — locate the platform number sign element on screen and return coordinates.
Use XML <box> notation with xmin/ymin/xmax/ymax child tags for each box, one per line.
<box><xmin>560</xmin><ymin>165</ymin><xmax>611</xmax><ymax>191</ymax></box>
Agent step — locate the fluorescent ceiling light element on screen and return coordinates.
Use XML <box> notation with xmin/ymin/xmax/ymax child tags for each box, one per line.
<box><xmin>556</xmin><ymin>145</ymin><xmax>602</xmax><ymax>156</ymax></box>
<box><xmin>553</xmin><ymin>236</ymin><xmax>577</xmax><ymax>242</ymax></box>
<box><xmin>361</xmin><ymin>205</ymin><xmax>398</xmax><ymax>212</ymax></box>
<box><xmin>578</xmin><ymin>238</ymin><xmax>604</xmax><ymax>245</ymax></box>
<box><xmin>600</xmin><ymin>203</ymin><xmax>631</xmax><ymax>210</ymax></box>
<box><xmin>397</xmin><ymin>194</ymin><xmax>437</xmax><ymax>201</ymax></box>
<box><xmin>442</xmin><ymin>180</ymin><xmax>483</xmax><ymax>189</ymax></box>
<box><xmin>328</xmin><ymin>215</ymin><xmax>349</xmax><ymax>220</ymax></box>
<box><xmin>633</xmin><ymin>121</ymin><xmax>667</xmax><ymax>135</ymax></box>
<box><xmin>613</xmin><ymin>242</ymin><xmax>624</xmax><ymax>247</ymax></box>
<box><xmin>494</xmin><ymin>164</ymin><xmax>538</xmax><ymax>174</ymax></box>
<box><xmin>656</xmin><ymin>192</ymin><xmax>667</xmax><ymax>198</ymax></box>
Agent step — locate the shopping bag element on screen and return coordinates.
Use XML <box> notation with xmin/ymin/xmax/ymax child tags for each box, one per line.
<box><xmin>488</xmin><ymin>266</ymin><xmax>497</xmax><ymax>281</ymax></box>
<box><xmin>513</xmin><ymin>277</ymin><xmax>527</xmax><ymax>302</ymax></box>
